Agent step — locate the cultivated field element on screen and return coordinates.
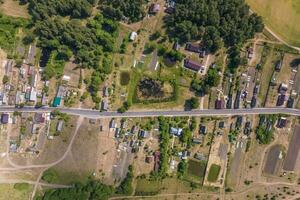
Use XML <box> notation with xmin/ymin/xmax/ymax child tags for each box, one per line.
<box><xmin>246</xmin><ymin>0</ymin><xmax>300</xmax><ymax>46</ymax></box>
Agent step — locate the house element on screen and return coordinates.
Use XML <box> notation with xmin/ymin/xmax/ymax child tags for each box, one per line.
<box><xmin>139</xmin><ymin>130</ymin><xmax>149</xmax><ymax>138</ymax></box>
<box><xmin>15</xmin><ymin>91</ymin><xmax>25</xmax><ymax>105</ymax></box>
<box><xmin>219</xmin><ymin>121</ymin><xmax>225</xmax><ymax>129</ymax></box>
<box><xmin>194</xmin><ymin>153</ymin><xmax>205</xmax><ymax>161</ymax></box>
<box><xmin>129</xmin><ymin>32</ymin><xmax>137</xmax><ymax>41</ymax></box>
<box><xmin>56</xmin><ymin>86</ymin><xmax>66</xmax><ymax>98</ymax></box>
<box><xmin>185</xmin><ymin>43</ymin><xmax>201</xmax><ymax>53</ymax></box>
<box><xmin>226</xmin><ymin>95</ymin><xmax>233</xmax><ymax>109</ymax></box>
<box><xmin>236</xmin><ymin>116</ymin><xmax>243</xmax><ymax>128</ymax></box>
<box><xmin>41</xmin><ymin>93</ymin><xmax>47</xmax><ymax>106</ymax></box>
<box><xmin>30</xmin><ymin>71</ymin><xmax>38</xmax><ymax>87</ymax></box>
<box><xmin>277</xmin><ymin>117</ymin><xmax>287</xmax><ymax>128</ymax></box>
<box><xmin>149</xmin><ymin>4</ymin><xmax>160</xmax><ymax>14</ymax></box>
<box><xmin>31</xmin><ymin>123</ymin><xmax>38</xmax><ymax>134</ymax></box>
<box><xmin>276</xmin><ymin>94</ymin><xmax>286</xmax><ymax>106</ymax></box>
<box><xmin>192</xmin><ymin>137</ymin><xmax>202</xmax><ymax>144</ymax></box>
<box><xmin>154</xmin><ymin>151</ymin><xmax>161</xmax><ymax>172</ymax></box>
<box><xmin>199</xmin><ymin>124</ymin><xmax>207</xmax><ymax>135</ymax></box>
<box><xmin>250</xmin><ymin>96</ymin><xmax>257</xmax><ymax>108</ymax></box>
<box><xmin>52</xmin><ymin>97</ymin><xmax>62</xmax><ymax>107</ymax></box>
<box><xmin>9</xmin><ymin>142</ymin><xmax>18</xmax><ymax>152</ymax></box>
<box><xmin>173</xmin><ymin>41</ymin><xmax>180</xmax><ymax>51</ymax></box>
<box><xmin>287</xmin><ymin>97</ymin><xmax>294</xmax><ymax>108</ymax></box>
<box><xmin>1</xmin><ymin>113</ymin><xmax>9</xmax><ymax>124</ymax></box>
<box><xmin>56</xmin><ymin>120</ymin><xmax>64</xmax><ymax>132</ymax></box>
<box><xmin>131</xmin><ymin>125</ymin><xmax>139</xmax><ymax>134</ymax></box>
<box><xmin>244</xmin><ymin>121</ymin><xmax>252</xmax><ymax>135</ymax></box>
<box><xmin>181</xmin><ymin>151</ymin><xmax>190</xmax><ymax>160</ymax></box>
<box><xmin>109</xmin><ymin>119</ymin><xmax>117</xmax><ymax>129</ymax></box>
<box><xmin>115</xmin><ymin>128</ymin><xmax>121</xmax><ymax>138</ymax></box>
<box><xmin>145</xmin><ymin>156</ymin><xmax>153</xmax><ymax>163</ymax></box>
<box><xmin>278</xmin><ymin>83</ymin><xmax>288</xmax><ymax>94</ymax></box>
<box><xmin>170</xmin><ymin>127</ymin><xmax>183</xmax><ymax>136</ymax></box>
<box><xmin>199</xmin><ymin>49</ymin><xmax>207</xmax><ymax>58</ymax></box>
<box><xmin>183</xmin><ymin>59</ymin><xmax>205</xmax><ymax>73</ymax></box>
<box><xmin>234</xmin><ymin>90</ymin><xmax>241</xmax><ymax>109</ymax></box>
<box><xmin>62</xmin><ymin>75</ymin><xmax>71</xmax><ymax>82</ymax></box>
<box><xmin>165</xmin><ymin>6</ymin><xmax>175</xmax><ymax>14</ymax></box>
<box><xmin>103</xmin><ymin>87</ymin><xmax>109</xmax><ymax>97</ymax></box>
<box><xmin>29</xmin><ymin>88</ymin><xmax>37</xmax><ymax>102</ymax></box>
<box><xmin>275</xmin><ymin>60</ymin><xmax>282</xmax><ymax>71</ymax></box>
<box><xmin>101</xmin><ymin>99</ymin><xmax>109</xmax><ymax>111</ymax></box>
<box><xmin>215</xmin><ymin>99</ymin><xmax>225</xmax><ymax>109</ymax></box>
<box><xmin>34</xmin><ymin>113</ymin><xmax>45</xmax><ymax>124</ymax></box>
<box><xmin>253</xmin><ymin>85</ymin><xmax>260</xmax><ymax>95</ymax></box>
<box><xmin>247</xmin><ymin>48</ymin><xmax>254</xmax><ymax>59</ymax></box>
<box><xmin>121</xmin><ymin>120</ymin><xmax>127</xmax><ymax>129</ymax></box>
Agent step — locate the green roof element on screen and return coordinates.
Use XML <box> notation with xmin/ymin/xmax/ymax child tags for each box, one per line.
<box><xmin>53</xmin><ymin>97</ymin><xmax>61</xmax><ymax>107</ymax></box>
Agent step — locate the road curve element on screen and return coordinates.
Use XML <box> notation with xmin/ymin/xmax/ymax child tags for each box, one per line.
<box><xmin>0</xmin><ymin>106</ymin><xmax>300</xmax><ymax>118</ymax></box>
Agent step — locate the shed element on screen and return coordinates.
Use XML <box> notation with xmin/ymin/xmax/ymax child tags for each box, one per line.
<box><xmin>149</xmin><ymin>4</ymin><xmax>160</xmax><ymax>14</ymax></box>
<box><xmin>129</xmin><ymin>32</ymin><xmax>137</xmax><ymax>41</ymax></box>
<box><xmin>56</xmin><ymin>120</ymin><xmax>64</xmax><ymax>132</ymax></box>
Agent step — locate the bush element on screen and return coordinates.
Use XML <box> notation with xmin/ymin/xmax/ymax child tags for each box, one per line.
<box><xmin>117</xmin><ymin>165</ymin><xmax>134</xmax><ymax>195</ymax></box>
<box><xmin>42</xmin><ymin>169</ymin><xmax>58</xmax><ymax>183</ymax></box>
<box><xmin>14</xmin><ymin>183</ymin><xmax>30</xmax><ymax>191</ymax></box>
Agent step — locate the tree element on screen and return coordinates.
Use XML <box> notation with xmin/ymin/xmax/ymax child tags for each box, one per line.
<box><xmin>189</xmin><ymin>97</ymin><xmax>199</xmax><ymax>109</ymax></box>
<box><xmin>117</xmin><ymin>165</ymin><xmax>134</xmax><ymax>195</ymax></box>
<box><xmin>2</xmin><ymin>75</ymin><xmax>9</xmax><ymax>84</ymax></box>
<box><xmin>177</xmin><ymin>160</ymin><xmax>187</xmax><ymax>178</ymax></box>
<box><xmin>22</xmin><ymin>33</ymin><xmax>35</xmax><ymax>45</ymax></box>
<box><xmin>101</xmin><ymin>0</ymin><xmax>146</xmax><ymax>23</ymax></box>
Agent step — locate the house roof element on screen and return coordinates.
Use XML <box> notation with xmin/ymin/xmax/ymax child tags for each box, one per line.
<box><xmin>184</xmin><ymin>59</ymin><xmax>205</xmax><ymax>72</ymax></box>
<box><xmin>215</xmin><ymin>99</ymin><xmax>224</xmax><ymax>109</ymax></box>
<box><xmin>1</xmin><ymin>113</ymin><xmax>9</xmax><ymax>124</ymax></box>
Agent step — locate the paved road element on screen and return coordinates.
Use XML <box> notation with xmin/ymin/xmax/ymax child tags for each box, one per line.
<box><xmin>1</xmin><ymin>106</ymin><xmax>300</xmax><ymax>118</ymax></box>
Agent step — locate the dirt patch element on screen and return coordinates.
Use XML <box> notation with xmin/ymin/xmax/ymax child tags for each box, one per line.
<box><xmin>0</xmin><ymin>0</ymin><xmax>30</xmax><ymax>18</ymax></box>
<box><xmin>283</xmin><ymin>125</ymin><xmax>300</xmax><ymax>171</ymax></box>
<box><xmin>263</xmin><ymin>144</ymin><xmax>284</xmax><ymax>175</ymax></box>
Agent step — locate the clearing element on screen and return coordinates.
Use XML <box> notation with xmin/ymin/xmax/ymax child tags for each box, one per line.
<box><xmin>246</xmin><ymin>0</ymin><xmax>300</xmax><ymax>47</ymax></box>
<box><xmin>0</xmin><ymin>0</ymin><xmax>30</xmax><ymax>19</ymax></box>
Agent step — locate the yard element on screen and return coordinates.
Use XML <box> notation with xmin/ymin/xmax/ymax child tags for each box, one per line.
<box><xmin>185</xmin><ymin>159</ymin><xmax>207</xmax><ymax>183</ymax></box>
<box><xmin>246</xmin><ymin>0</ymin><xmax>300</xmax><ymax>47</ymax></box>
<box><xmin>207</xmin><ymin>164</ymin><xmax>221</xmax><ymax>183</ymax></box>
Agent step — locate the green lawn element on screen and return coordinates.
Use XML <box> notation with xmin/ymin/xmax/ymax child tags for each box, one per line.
<box><xmin>246</xmin><ymin>0</ymin><xmax>300</xmax><ymax>47</ymax></box>
<box><xmin>207</xmin><ymin>164</ymin><xmax>221</xmax><ymax>182</ymax></box>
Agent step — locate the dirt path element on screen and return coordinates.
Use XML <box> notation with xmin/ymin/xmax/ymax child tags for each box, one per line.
<box><xmin>30</xmin><ymin>116</ymin><xmax>84</xmax><ymax>199</ymax></box>
<box><xmin>109</xmin><ymin>182</ymin><xmax>300</xmax><ymax>200</ymax></box>
<box><xmin>248</xmin><ymin>9</ymin><xmax>300</xmax><ymax>52</ymax></box>
<box><xmin>0</xmin><ymin>178</ymin><xmax>70</xmax><ymax>188</ymax></box>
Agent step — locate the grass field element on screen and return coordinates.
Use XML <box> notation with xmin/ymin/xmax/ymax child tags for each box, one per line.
<box><xmin>0</xmin><ymin>15</ymin><xmax>27</xmax><ymax>54</ymax></box>
<box><xmin>0</xmin><ymin>184</ymin><xmax>32</xmax><ymax>200</ymax></box>
<box><xmin>246</xmin><ymin>0</ymin><xmax>300</xmax><ymax>47</ymax></box>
